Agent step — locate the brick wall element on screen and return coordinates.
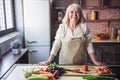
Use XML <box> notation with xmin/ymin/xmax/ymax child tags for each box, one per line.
<box><xmin>83</xmin><ymin>8</ymin><xmax>120</xmax><ymax>37</ymax></box>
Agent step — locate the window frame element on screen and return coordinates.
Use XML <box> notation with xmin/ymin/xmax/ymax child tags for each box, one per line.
<box><xmin>0</xmin><ymin>0</ymin><xmax>16</xmax><ymax>36</ymax></box>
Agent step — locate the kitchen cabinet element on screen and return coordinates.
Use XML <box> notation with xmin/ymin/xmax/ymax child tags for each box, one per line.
<box><xmin>85</xmin><ymin>0</ymin><xmax>110</xmax><ymax>7</ymax></box>
<box><xmin>85</xmin><ymin>0</ymin><xmax>120</xmax><ymax>8</ymax></box>
<box><xmin>87</xmin><ymin>43</ymin><xmax>120</xmax><ymax>65</ymax></box>
<box><xmin>85</xmin><ymin>0</ymin><xmax>101</xmax><ymax>7</ymax></box>
<box><xmin>53</xmin><ymin>0</ymin><xmax>76</xmax><ymax>9</ymax></box>
<box><xmin>110</xmin><ymin>0</ymin><xmax>120</xmax><ymax>8</ymax></box>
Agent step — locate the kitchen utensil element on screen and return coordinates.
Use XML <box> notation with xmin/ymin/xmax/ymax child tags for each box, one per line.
<box><xmin>63</xmin><ymin>68</ymin><xmax>87</xmax><ymax>74</ymax></box>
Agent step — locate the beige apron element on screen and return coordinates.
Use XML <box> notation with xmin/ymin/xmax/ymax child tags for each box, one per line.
<box><xmin>59</xmin><ymin>26</ymin><xmax>87</xmax><ymax>65</ymax></box>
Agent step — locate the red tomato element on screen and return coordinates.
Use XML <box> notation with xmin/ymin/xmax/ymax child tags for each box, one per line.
<box><xmin>82</xmin><ymin>65</ymin><xmax>88</xmax><ymax>71</ymax></box>
<box><xmin>97</xmin><ymin>70</ymin><xmax>105</xmax><ymax>74</ymax></box>
<box><xmin>96</xmin><ymin>67</ymin><xmax>104</xmax><ymax>74</ymax></box>
<box><xmin>104</xmin><ymin>68</ymin><xmax>110</xmax><ymax>74</ymax></box>
<box><xmin>96</xmin><ymin>68</ymin><xmax>102</xmax><ymax>73</ymax></box>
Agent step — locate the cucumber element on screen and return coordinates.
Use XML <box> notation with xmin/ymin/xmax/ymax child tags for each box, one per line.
<box><xmin>27</xmin><ymin>74</ymin><xmax>51</xmax><ymax>80</ymax></box>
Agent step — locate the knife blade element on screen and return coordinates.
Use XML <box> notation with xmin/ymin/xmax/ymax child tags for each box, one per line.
<box><xmin>63</xmin><ymin>68</ymin><xmax>87</xmax><ymax>74</ymax></box>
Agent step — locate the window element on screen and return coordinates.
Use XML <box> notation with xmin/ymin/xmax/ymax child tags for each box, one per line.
<box><xmin>0</xmin><ymin>0</ymin><xmax>15</xmax><ymax>36</ymax></box>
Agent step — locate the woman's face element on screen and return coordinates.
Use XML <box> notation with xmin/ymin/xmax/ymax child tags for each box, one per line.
<box><xmin>68</xmin><ymin>7</ymin><xmax>80</xmax><ymax>24</ymax></box>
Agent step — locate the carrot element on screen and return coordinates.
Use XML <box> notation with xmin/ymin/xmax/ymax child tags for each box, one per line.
<box><xmin>39</xmin><ymin>71</ymin><xmax>56</xmax><ymax>80</ymax></box>
<box><xmin>39</xmin><ymin>71</ymin><xmax>50</xmax><ymax>74</ymax></box>
<box><xmin>41</xmin><ymin>73</ymin><xmax>56</xmax><ymax>80</ymax></box>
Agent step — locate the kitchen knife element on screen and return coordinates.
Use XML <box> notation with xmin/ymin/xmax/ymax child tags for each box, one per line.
<box><xmin>63</xmin><ymin>68</ymin><xmax>87</xmax><ymax>74</ymax></box>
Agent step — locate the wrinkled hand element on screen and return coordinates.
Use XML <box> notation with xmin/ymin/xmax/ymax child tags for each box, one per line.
<box><xmin>39</xmin><ymin>61</ymin><xmax>50</xmax><ymax>66</ymax></box>
<box><xmin>94</xmin><ymin>61</ymin><xmax>105</xmax><ymax>66</ymax></box>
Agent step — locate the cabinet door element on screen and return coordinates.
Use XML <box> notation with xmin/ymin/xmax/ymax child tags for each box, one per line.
<box><xmin>53</xmin><ymin>0</ymin><xmax>75</xmax><ymax>8</ymax></box>
<box><xmin>110</xmin><ymin>0</ymin><xmax>120</xmax><ymax>7</ymax></box>
<box><xmin>86</xmin><ymin>0</ymin><xmax>101</xmax><ymax>7</ymax></box>
<box><xmin>92</xmin><ymin>43</ymin><xmax>120</xmax><ymax>65</ymax></box>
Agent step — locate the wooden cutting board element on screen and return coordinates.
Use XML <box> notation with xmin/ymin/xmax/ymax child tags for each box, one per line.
<box><xmin>62</xmin><ymin>66</ymin><xmax>99</xmax><ymax>76</ymax></box>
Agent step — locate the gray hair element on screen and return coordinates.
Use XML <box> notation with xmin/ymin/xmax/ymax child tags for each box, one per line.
<box><xmin>62</xmin><ymin>3</ymin><xmax>85</xmax><ymax>27</ymax></box>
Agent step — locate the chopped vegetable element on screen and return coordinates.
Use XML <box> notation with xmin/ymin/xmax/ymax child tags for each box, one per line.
<box><xmin>27</xmin><ymin>74</ymin><xmax>51</xmax><ymax>80</ymax></box>
<box><xmin>81</xmin><ymin>74</ymin><xmax>117</xmax><ymax>80</ymax></box>
<box><xmin>48</xmin><ymin>62</ymin><xmax>66</xmax><ymax>79</ymax></box>
<box><xmin>48</xmin><ymin>62</ymin><xmax>58</xmax><ymax>69</ymax></box>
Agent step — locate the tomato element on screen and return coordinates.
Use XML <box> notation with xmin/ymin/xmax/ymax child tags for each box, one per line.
<box><xmin>97</xmin><ymin>70</ymin><xmax>105</xmax><ymax>74</ymax></box>
<box><xmin>96</xmin><ymin>67</ymin><xmax>111</xmax><ymax>74</ymax></box>
<box><xmin>82</xmin><ymin>65</ymin><xmax>88</xmax><ymax>71</ymax></box>
<box><xmin>104</xmin><ymin>68</ymin><xmax>110</xmax><ymax>74</ymax></box>
<box><xmin>96</xmin><ymin>68</ymin><xmax>102</xmax><ymax>73</ymax></box>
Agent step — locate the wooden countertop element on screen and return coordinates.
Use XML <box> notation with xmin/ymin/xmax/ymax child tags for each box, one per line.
<box><xmin>0</xmin><ymin>49</ymin><xmax>28</xmax><ymax>79</ymax></box>
<box><xmin>92</xmin><ymin>39</ymin><xmax>120</xmax><ymax>43</ymax></box>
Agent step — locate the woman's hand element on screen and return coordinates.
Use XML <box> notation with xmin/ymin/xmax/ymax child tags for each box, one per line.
<box><xmin>39</xmin><ymin>61</ymin><xmax>50</xmax><ymax>66</ymax></box>
<box><xmin>93</xmin><ymin>61</ymin><xmax>105</xmax><ymax>66</ymax></box>
<box><xmin>89</xmin><ymin>53</ymin><xmax>105</xmax><ymax>66</ymax></box>
<box><xmin>39</xmin><ymin>54</ymin><xmax>55</xmax><ymax>66</ymax></box>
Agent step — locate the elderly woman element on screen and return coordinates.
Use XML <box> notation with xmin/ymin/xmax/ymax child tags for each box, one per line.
<box><xmin>39</xmin><ymin>3</ymin><xmax>104</xmax><ymax>65</ymax></box>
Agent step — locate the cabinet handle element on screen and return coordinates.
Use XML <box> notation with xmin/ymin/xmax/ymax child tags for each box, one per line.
<box><xmin>29</xmin><ymin>50</ymin><xmax>37</xmax><ymax>53</ymax></box>
<box><xmin>27</xmin><ymin>41</ymin><xmax>37</xmax><ymax>43</ymax></box>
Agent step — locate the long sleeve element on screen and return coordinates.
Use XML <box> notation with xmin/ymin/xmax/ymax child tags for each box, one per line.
<box><xmin>50</xmin><ymin>24</ymin><xmax>65</xmax><ymax>56</ymax></box>
<box><xmin>81</xmin><ymin>23</ymin><xmax>95</xmax><ymax>54</ymax></box>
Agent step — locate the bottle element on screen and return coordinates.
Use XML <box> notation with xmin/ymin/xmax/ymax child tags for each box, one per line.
<box><xmin>91</xmin><ymin>11</ymin><xmax>96</xmax><ymax>20</ymax></box>
<box><xmin>117</xmin><ymin>30</ymin><xmax>120</xmax><ymax>41</ymax></box>
<box><xmin>110</xmin><ymin>28</ymin><xmax>115</xmax><ymax>40</ymax></box>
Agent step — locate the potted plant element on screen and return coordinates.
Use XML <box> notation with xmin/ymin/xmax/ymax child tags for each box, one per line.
<box><xmin>10</xmin><ymin>39</ymin><xmax>21</xmax><ymax>54</ymax></box>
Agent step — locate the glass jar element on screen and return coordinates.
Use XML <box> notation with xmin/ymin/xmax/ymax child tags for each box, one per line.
<box><xmin>117</xmin><ymin>30</ymin><xmax>120</xmax><ymax>41</ymax></box>
<box><xmin>91</xmin><ymin>11</ymin><xmax>96</xmax><ymax>20</ymax></box>
<box><xmin>110</xmin><ymin>28</ymin><xmax>115</xmax><ymax>40</ymax></box>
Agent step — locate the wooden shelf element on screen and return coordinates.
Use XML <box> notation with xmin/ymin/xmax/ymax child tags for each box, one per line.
<box><xmin>55</xmin><ymin>7</ymin><xmax>66</xmax><ymax>9</ymax></box>
<box><xmin>86</xmin><ymin>19</ymin><xmax>120</xmax><ymax>22</ymax></box>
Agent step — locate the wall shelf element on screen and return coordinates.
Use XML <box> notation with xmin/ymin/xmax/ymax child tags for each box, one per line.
<box><xmin>55</xmin><ymin>7</ymin><xmax>66</xmax><ymax>9</ymax></box>
<box><xmin>86</xmin><ymin>19</ymin><xmax>120</xmax><ymax>22</ymax></box>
